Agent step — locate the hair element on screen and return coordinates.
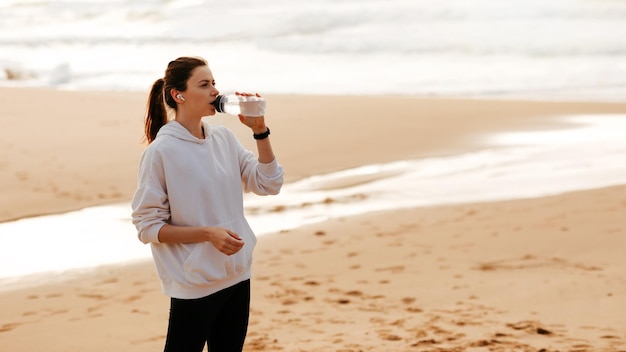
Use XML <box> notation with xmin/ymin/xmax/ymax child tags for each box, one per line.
<box><xmin>144</xmin><ymin>56</ymin><xmax>208</xmax><ymax>143</ymax></box>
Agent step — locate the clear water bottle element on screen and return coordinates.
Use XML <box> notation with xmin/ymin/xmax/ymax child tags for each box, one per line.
<box><xmin>212</xmin><ymin>94</ymin><xmax>266</xmax><ymax>117</ymax></box>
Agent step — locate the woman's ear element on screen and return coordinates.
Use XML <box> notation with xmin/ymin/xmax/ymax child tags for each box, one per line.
<box><xmin>171</xmin><ymin>89</ymin><xmax>185</xmax><ymax>102</ymax></box>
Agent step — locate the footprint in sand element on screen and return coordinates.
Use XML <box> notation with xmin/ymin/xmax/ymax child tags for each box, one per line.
<box><xmin>122</xmin><ymin>295</ymin><xmax>142</xmax><ymax>304</ymax></box>
<box><xmin>78</xmin><ymin>293</ymin><xmax>106</xmax><ymax>300</ymax></box>
<box><xmin>245</xmin><ymin>334</ymin><xmax>284</xmax><ymax>351</ymax></box>
<box><xmin>344</xmin><ymin>290</ymin><xmax>363</xmax><ymax>297</ymax></box>
<box><xmin>375</xmin><ymin>265</ymin><xmax>405</xmax><ymax>274</ymax></box>
<box><xmin>130</xmin><ymin>309</ymin><xmax>150</xmax><ymax>315</ymax></box>
<box><xmin>97</xmin><ymin>277</ymin><xmax>119</xmax><ymax>285</ymax></box>
<box><xmin>130</xmin><ymin>335</ymin><xmax>166</xmax><ymax>345</ymax></box>
<box><xmin>281</xmin><ymin>299</ymin><xmax>298</xmax><ymax>306</ymax></box>
<box><xmin>377</xmin><ymin>330</ymin><xmax>403</xmax><ymax>342</ymax></box>
<box><xmin>401</xmin><ymin>297</ymin><xmax>416</xmax><ymax>304</ymax></box>
<box><xmin>15</xmin><ymin>170</ymin><xmax>29</xmax><ymax>181</ymax></box>
<box><xmin>600</xmin><ymin>335</ymin><xmax>621</xmax><ymax>340</ymax></box>
<box><xmin>475</xmin><ymin>255</ymin><xmax>603</xmax><ymax>272</ymax></box>
<box><xmin>506</xmin><ymin>320</ymin><xmax>554</xmax><ymax>336</ymax></box>
<box><xmin>410</xmin><ymin>338</ymin><xmax>437</xmax><ymax>348</ymax></box>
<box><xmin>0</xmin><ymin>322</ymin><xmax>22</xmax><ymax>333</ymax></box>
<box><xmin>406</xmin><ymin>306</ymin><xmax>424</xmax><ymax>313</ymax></box>
<box><xmin>79</xmin><ymin>305</ymin><xmax>100</xmax><ymax>317</ymax></box>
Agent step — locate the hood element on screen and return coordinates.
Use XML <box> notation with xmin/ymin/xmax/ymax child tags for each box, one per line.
<box><xmin>156</xmin><ymin>120</ymin><xmax>210</xmax><ymax>144</ymax></box>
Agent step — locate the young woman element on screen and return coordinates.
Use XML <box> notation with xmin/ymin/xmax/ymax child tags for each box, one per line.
<box><xmin>131</xmin><ymin>56</ymin><xmax>284</xmax><ymax>352</ymax></box>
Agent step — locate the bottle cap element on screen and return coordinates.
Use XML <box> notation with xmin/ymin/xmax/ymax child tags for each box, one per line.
<box><xmin>211</xmin><ymin>95</ymin><xmax>225</xmax><ymax>113</ymax></box>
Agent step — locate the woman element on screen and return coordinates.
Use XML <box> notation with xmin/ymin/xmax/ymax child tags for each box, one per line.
<box><xmin>131</xmin><ymin>56</ymin><xmax>284</xmax><ymax>352</ymax></box>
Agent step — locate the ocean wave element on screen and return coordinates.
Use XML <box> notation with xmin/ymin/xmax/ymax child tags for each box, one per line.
<box><xmin>2</xmin><ymin>35</ymin><xmax>626</xmax><ymax>58</ymax></box>
<box><xmin>1</xmin><ymin>0</ymin><xmax>626</xmax><ymax>99</ymax></box>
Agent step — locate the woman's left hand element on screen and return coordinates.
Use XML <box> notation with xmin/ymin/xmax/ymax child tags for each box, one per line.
<box><xmin>236</xmin><ymin>92</ymin><xmax>267</xmax><ymax>134</ymax></box>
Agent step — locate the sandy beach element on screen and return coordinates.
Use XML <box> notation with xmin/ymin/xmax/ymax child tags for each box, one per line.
<box><xmin>1</xmin><ymin>87</ymin><xmax>625</xmax><ymax>351</ymax></box>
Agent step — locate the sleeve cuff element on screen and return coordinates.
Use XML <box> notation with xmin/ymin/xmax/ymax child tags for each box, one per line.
<box><xmin>142</xmin><ymin>222</ymin><xmax>165</xmax><ymax>244</ymax></box>
<box><xmin>257</xmin><ymin>158</ymin><xmax>281</xmax><ymax>176</ymax></box>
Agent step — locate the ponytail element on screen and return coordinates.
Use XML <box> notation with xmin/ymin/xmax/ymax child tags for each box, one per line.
<box><xmin>144</xmin><ymin>78</ymin><xmax>167</xmax><ymax>144</ymax></box>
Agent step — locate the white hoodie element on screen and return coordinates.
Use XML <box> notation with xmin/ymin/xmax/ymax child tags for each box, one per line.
<box><xmin>131</xmin><ymin>121</ymin><xmax>284</xmax><ymax>299</ymax></box>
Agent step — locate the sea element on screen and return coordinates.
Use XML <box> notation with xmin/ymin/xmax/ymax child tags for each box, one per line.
<box><xmin>1</xmin><ymin>0</ymin><xmax>626</xmax><ymax>99</ymax></box>
<box><xmin>1</xmin><ymin>0</ymin><xmax>626</xmax><ymax>287</ymax></box>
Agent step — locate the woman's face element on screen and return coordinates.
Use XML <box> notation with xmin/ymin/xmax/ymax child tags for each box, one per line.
<box><xmin>181</xmin><ymin>65</ymin><xmax>220</xmax><ymax>116</ymax></box>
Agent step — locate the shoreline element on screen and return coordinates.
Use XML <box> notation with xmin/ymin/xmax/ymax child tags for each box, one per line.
<box><xmin>2</xmin><ymin>111</ymin><xmax>626</xmax><ymax>284</ymax></box>
<box><xmin>1</xmin><ymin>87</ymin><xmax>626</xmax><ymax>223</ymax></box>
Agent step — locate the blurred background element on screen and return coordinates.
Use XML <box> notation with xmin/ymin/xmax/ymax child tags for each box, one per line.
<box><xmin>1</xmin><ymin>0</ymin><xmax>626</xmax><ymax>100</ymax></box>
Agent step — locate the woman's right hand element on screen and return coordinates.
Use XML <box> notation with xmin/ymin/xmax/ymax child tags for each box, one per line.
<box><xmin>205</xmin><ymin>226</ymin><xmax>244</xmax><ymax>256</ymax></box>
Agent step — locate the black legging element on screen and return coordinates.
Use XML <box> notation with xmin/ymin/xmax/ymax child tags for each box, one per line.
<box><xmin>164</xmin><ymin>279</ymin><xmax>251</xmax><ymax>352</ymax></box>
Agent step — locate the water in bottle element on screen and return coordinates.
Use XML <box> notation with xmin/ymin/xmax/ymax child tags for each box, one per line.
<box><xmin>212</xmin><ymin>94</ymin><xmax>266</xmax><ymax>117</ymax></box>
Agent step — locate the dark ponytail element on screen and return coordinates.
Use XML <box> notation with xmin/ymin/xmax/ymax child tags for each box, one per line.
<box><xmin>143</xmin><ymin>56</ymin><xmax>208</xmax><ymax>144</ymax></box>
<box><xmin>144</xmin><ymin>78</ymin><xmax>167</xmax><ymax>143</ymax></box>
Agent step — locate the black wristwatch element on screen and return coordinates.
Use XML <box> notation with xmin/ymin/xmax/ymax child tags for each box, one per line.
<box><xmin>253</xmin><ymin>127</ymin><xmax>270</xmax><ymax>140</ymax></box>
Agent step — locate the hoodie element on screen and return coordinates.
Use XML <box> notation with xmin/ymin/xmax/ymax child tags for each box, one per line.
<box><xmin>131</xmin><ymin>121</ymin><xmax>284</xmax><ymax>299</ymax></box>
